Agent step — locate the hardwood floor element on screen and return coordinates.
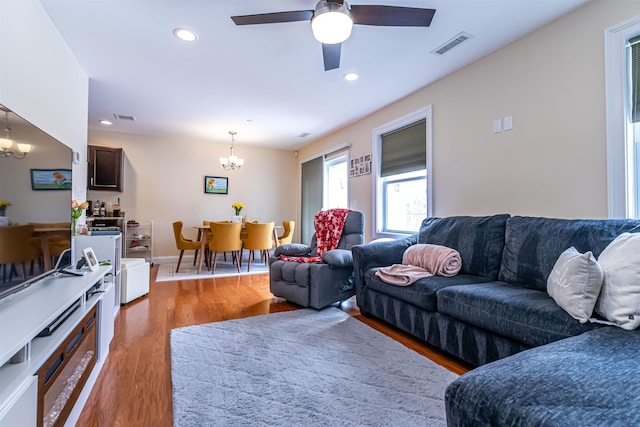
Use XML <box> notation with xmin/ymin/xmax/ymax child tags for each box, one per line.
<box><xmin>77</xmin><ymin>267</ymin><xmax>471</xmax><ymax>426</ymax></box>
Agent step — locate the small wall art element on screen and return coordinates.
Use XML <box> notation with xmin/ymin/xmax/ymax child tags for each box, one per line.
<box><xmin>350</xmin><ymin>154</ymin><xmax>371</xmax><ymax>177</ymax></box>
<box><xmin>30</xmin><ymin>169</ymin><xmax>72</xmax><ymax>190</ymax></box>
<box><xmin>204</xmin><ymin>176</ymin><xmax>228</xmax><ymax>194</ymax></box>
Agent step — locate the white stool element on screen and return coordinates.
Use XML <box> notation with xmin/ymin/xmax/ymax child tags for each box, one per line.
<box><xmin>121</xmin><ymin>258</ymin><xmax>150</xmax><ymax>304</ymax></box>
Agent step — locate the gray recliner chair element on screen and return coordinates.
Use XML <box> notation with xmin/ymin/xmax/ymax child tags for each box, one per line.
<box><xmin>269</xmin><ymin>210</ymin><xmax>364</xmax><ymax>309</ymax></box>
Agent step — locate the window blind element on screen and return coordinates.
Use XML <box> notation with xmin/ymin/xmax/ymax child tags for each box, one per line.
<box><xmin>301</xmin><ymin>156</ymin><xmax>323</xmax><ymax>244</ymax></box>
<box><xmin>630</xmin><ymin>35</ymin><xmax>640</xmax><ymax>123</ymax></box>
<box><xmin>380</xmin><ymin>119</ymin><xmax>426</xmax><ymax>177</ymax></box>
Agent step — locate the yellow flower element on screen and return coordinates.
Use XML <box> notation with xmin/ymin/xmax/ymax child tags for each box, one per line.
<box><xmin>232</xmin><ymin>202</ymin><xmax>244</xmax><ymax>215</ymax></box>
<box><xmin>0</xmin><ymin>200</ymin><xmax>11</xmax><ymax>207</ymax></box>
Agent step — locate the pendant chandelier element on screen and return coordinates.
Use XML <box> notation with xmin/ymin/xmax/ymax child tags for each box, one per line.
<box><xmin>219</xmin><ymin>131</ymin><xmax>244</xmax><ymax>171</ymax></box>
<box><xmin>0</xmin><ymin>110</ymin><xmax>32</xmax><ymax>159</ymax></box>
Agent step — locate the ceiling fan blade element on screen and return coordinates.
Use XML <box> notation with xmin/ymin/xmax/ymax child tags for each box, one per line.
<box><xmin>349</xmin><ymin>5</ymin><xmax>436</xmax><ymax>27</ymax></box>
<box><xmin>231</xmin><ymin>10</ymin><xmax>313</xmax><ymax>26</ymax></box>
<box><xmin>322</xmin><ymin>43</ymin><xmax>341</xmax><ymax>71</ymax></box>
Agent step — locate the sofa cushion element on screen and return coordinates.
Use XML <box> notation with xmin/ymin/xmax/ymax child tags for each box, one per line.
<box><xmin>322</xmin><ymin>249</ymin><xmax>353</xmax><ymax>268</ymax></box>
<box><xmin>365</xmin><ymin>268</ymin><xmax>491</xmax><ymax>312</ymax></box>
<box><xmin>445</xmin><ymin>326</ymin><xmax>640</xmax><ymax>427</ymax></box>
<box><xmin>418</xmin><ymin>214</ymin><xmax>509</xmax><ymax>280</ymax></box>
<box><xmin>499</xmin><ymin>216</ymin><xmax>640</xmax><ymax>291</ymax></box>
<box><xmin>595</xmin><ymin>232</ymin><xmax>640</xmax><ymax>330</ymax></box>
<box><xmin>437</xmin><ymin>281</ymin><xmax>598</xmax><ymax>347</ymax></box>
<box><xmin>547</xmin><ymin>247</ymin><xmax>603</xmax><ymax>323</ymax></box>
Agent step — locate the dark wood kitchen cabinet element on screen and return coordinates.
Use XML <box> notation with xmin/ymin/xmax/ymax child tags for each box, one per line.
<box><xmin>88</xmin><ymin>145</ymin><xmax>123</xmax><ymax>192</ymax></box>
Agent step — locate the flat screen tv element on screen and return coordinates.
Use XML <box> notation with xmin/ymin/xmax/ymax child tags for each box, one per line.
<box><xmin>0</xmin><ymin>104</ymin><xmax>73</xmax><ymax>300</ymax></box>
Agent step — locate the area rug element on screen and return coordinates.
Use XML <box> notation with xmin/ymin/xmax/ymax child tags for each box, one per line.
<box><xmin>170</xmin><ymin>308</ymin><xmax>457</xmax><ymax>426</ymax></box>
<box><xmin>156</xmin><ymin>254</ymin><xmax>269</xmax><ymax>282</ymax></box>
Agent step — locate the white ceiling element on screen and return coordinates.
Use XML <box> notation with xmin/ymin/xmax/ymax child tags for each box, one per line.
<box><xmin>40</xmin><ymin>0</ymin><xmax>590</xmax><ymax>150</ymax></box>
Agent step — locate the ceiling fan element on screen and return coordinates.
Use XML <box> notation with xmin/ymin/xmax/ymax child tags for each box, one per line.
<box><xmin>231</xmin><ymin>1</ymin><xmax>436</xmax><ymax>71</ymax></box>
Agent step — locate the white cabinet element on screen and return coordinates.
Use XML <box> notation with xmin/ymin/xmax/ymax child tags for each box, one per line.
<box><xmin>73</xmin><ymin>234</ymin><xmax>122</xmax><ymax>316</ymax></box>
<box><xmin>0</xmin><ymin>267</ymin><xmax>112</xmax><ymax>427</ymax></box>
<box><xmin>97</xmin><ymin>282</ymin><xmax>115</xmax><ymax>361</ymax></box>
<box><xmin>125</xmin><ymin>221</ymin><xmax>153</xmax><ymax>264</ymax></box>
<box><xmin>0</xmin><ymin>376</ymin><xmax>36</xmax><ymax>427</ymax></box>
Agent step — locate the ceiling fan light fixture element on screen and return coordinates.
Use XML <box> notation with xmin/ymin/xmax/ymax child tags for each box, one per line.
<box><xmin>311</xmin><ymin>1</ymin><xmax>353</xmax><ymax>45</ymax></box>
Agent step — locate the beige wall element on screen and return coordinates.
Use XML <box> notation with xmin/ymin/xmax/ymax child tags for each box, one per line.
<box><xmin>299</xmin><ymin>0</ymin><xmax>638</xmax><ymax>242</ymax></box>
<box><xmin>88</xmin><ymin>130</ymin><xmax>297</xmax><ymax>260</ymax></box>
<box><xmin>0</xmin><ymin>0</ymin><xmax>89</xmax><ymax>203</ymax></box>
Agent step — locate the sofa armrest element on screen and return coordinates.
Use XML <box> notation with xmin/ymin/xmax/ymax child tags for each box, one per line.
<box><xmin>274</xmin><ymin>243</ymin><xmax>311</xmax><ymax>258</ymax></box>
<box><xmin>322</xmin><ymin>249</ymin><xmax>353</xmax><ymax>268</ymax></box>
<box><xmin>352</xmin><ymin>234</ymin><xmax>418</xmax><ymax>298</ymax></box>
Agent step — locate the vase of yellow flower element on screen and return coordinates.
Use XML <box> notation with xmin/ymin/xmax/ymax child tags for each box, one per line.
<box><xmin>231</xmin><ymin>202</ymin><xmax>244</xmax><ymax>222</ymax></box>
<box><xmin>71</xmin><ymin>200</ymin><xmax>89</xmax><ymax>236</ymax></box>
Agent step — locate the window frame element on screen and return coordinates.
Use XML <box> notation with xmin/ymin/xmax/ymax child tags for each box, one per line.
<box><xmin>371</xmin><ymin>105</ymin><xmax>433</xmax><ymax>239</ymax></box>
<box><xmin>380</xmin><ymin>170</ymin><xmax>427</xmax><ymax>234</ymax></box>
<box><xmin>605</xmin><ymin>16</ymin><xmax>640</xmax><ymax>218</ymax></box>
<box><xmin>323</xmin><ymin>150</ymin><xmax>349</xmax><ymax>210</ymax></box>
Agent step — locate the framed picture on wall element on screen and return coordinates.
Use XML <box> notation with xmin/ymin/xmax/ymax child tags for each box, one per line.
<box><xmin>204</xmin><ymin>176</ymin><xmax>228</xmax><ymax>194</ymax></box>
<box><xmin>30</xmin><ymin>169</ymin><xmax>72</xmax><ymax>190</ymax></box>
<box><xmin>349</xmin><ymin>154</ymin><xmax>372</xmax><ymax>177</ymax></box>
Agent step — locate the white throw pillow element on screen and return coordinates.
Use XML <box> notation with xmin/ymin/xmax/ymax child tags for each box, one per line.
<box><xmin>547</xmin><ymin>247</ymin><xmax>603</xmax><ymax>323</ymax></box>
<box><xmin>595</xmin><ymin>233</ymin><xmax>640</xmax><ymax>330</ymax></box>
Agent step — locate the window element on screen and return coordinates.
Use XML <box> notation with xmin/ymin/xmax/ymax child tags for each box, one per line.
<box><xmin>629</xmin><ymin>35</ymin><xmax>640</xmax><ymax>218</ymax></box>
<box><xmin>605</xmin><ymin>17</ymin><xmax>640</xmax><ymax>218</ymax></box>
<box><xmin>324</xmin><ymin>151</ymin><xmax>348</xmax><ymax>209</ymax></box>
<box><xmin>381</xmin><ymin>170</ymin><xmax>426</xmax><ymax>233</ymax></box>
<box><xmin>372</xmin><ymin>106</ymin><xmax>432</xmax><ymax>237</ymax></box>
<box><xmin>300</xmin><ymin>144</ymin><xmax>350</xmax><ymax>243</ymax></box>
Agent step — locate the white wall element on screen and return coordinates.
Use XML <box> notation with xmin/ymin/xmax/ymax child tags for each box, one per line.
<box><xmin>0</xmin><ymin>0</ymin><xmax>89</xmax><ymax>202</ymax></box>
<box><xmin>88</xmin><ymin>130</ymin><xmax>297</xmax><ymax>259</ymax></box>
<box><xmin>298</xmin><ymin>0</ymin><xmax>637</xmax><ymax>242</ymax></box>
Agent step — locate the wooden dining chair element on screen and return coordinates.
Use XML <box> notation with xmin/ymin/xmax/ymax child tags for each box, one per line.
<box><xmin>0</xmin><ymin>224</ymin><xmax>40</xmax><ymax>282</ymax></box>
<box><xmin>242</xmin><ymin>222</ymin><xmax>275</xmax><ymax>272</ymax></box>
<box><xmin>207</xmin><ymin>222</ymin><xmax>243</xmax><ymax>274</ymax></box>
<box><xmin>276</xmin><ymin>220</ymin><xmax>295</xmax><ymax>246</ymax></box>
<box><xmin>172</xmin><ymin>221</ymin><xmax>200</xmax><ymax>273</ymax></box>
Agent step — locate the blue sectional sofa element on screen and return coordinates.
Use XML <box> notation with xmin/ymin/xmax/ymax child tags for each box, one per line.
<box><xmin>352</xmin><ymin>214</ymin><xmax>640</xmax><ymax>426</ymax></box>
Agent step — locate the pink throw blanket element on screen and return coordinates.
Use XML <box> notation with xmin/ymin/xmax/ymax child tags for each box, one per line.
<box><xmin>280</xmin><ymin>208</ymin><xmax>351</xmax><ymax>263</ymax></box>
<box><xmin>375</xmin><ymin>244</ymin><xmax>462</xmax><ymax>286</ymax></box>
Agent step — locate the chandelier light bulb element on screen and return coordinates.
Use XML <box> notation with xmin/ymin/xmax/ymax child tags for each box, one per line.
<box><xmin>0</xmin><ymin>110</ymin><xmax>30</xmax><ymax>159</ymax></box>
<box><xmin>220</xmin><ymin>131</ymin><xmax>244</xmax><ymax>170</ymax></box>
<box><xmin>17</xmin><ymin>143</ymin><xmax>32</xmax><ymax>153</ymax></box>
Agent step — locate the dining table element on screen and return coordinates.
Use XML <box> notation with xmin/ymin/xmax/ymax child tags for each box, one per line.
<box><xmin>32</xmin><ymin>227</ymin><xmax>71</xmax><ymax>271</ymax></box>
<box><xmin>193</xmin><ymin>223</ymin><xmax>282</xmax><ymax>274</ymax></box>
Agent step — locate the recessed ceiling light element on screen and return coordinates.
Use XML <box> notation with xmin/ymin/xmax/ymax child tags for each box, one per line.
<box><xmin>98</xmin><ymin>120</ymin><xmax>113</xmax><ymax>126</ymax></box>
<box><xmin>173</xmin><ymin>28</ymin><xmax>198</xmax><ymax>42</ymax></box>
<box><xmin>344</xmin><ymin>72</ymin><xmax>359</xmax><ymax>81</ymax></box>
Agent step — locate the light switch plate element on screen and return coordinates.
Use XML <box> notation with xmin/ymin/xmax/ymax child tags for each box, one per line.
<box><xmin>503</xmin><ymin>116</ymin><xmax>513</xmax><ymax>131</ymax></box>
<box><xmin>493</xmin><ymin>119</ymin><xmax>502</xmax><ymax>134</ymax></box>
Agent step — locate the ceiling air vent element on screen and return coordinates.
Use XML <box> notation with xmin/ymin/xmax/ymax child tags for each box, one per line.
<box><xmin>432</xmin><ymin>32</ymin><xmax>473</xmax><ymax>56</ymax></box>
<box><xmin>297</xmin><ymin>132</ymin><xmax>310</xmax><ymax>138</ymax></box>
<box><xmin>113</xmin><ymin>114</ymin><xmax>136</xmax><ymax>121</ymax></box>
